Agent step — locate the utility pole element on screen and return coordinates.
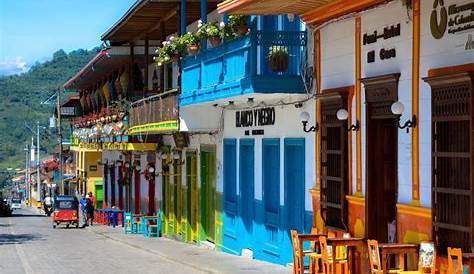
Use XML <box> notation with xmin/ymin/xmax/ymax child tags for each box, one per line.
<box><xmin>57</xmin><ymin>88</ymin><xmax>63</xmax><ymax>195</ymax></box>
<box><xmin>24</xmin><ymin>145</ymin><xmax>29</xmax><ymax>204</ymax></box>
<box><xmin>36</xmin><ymin>121</ymin><xmax>41</xmax><ymax>204</ymax></box>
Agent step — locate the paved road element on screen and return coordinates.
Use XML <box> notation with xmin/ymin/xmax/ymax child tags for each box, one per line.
<box><xmin>0</xmin><ymin>207</ymin><xmax>206</xmax><ymax>274</ymax></box>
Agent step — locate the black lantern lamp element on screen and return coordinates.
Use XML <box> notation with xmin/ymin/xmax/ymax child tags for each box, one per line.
<box><xmin>391</xmin><ymin>101</ymin><xmax>416</xmax><ymax>133</ymax></box>
<box><xmin>336</xmin><ymin>108</ymin><xmax>360</xmax><ymax>132</ymax></box>
<box><xmin>300</xmin><ymin>111</ymin><xmax>318</xmax><ymax>133</ymax></box>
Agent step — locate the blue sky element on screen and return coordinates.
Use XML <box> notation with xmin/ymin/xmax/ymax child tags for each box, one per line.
<box><xmin>0</xmin><ymin>0</ymin><xmax>136</xmax><ymax>75</ymax></box>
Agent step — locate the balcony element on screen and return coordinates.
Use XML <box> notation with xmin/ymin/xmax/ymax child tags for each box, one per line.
<box><xmin>128</xmin><ymin>90</ymin><xmax>179</xmax><ymax>135</ymax></box>
<box><xmin>181</xmin><ymin>29</ymin><xmax>308</xmax><ymax>106</ymax></box>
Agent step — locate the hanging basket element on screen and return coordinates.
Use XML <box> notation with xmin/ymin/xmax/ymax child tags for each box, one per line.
<box><xmin>234</xmin><ymin>25</ymin><xmax>249</xmax><ymax>37</ymax></box>
<box><xmin>209</xmin><ymin>36</ymin><xmax>222</xmax><ymax>47</ymax></box>
<box><xmin>187</xmin><ymin>44</ymin><xmax>199</xmax><ymax>56</ymax></box>
<box><xmin>269</xmin><ymin>53</ymin><xmax>289</xmax><ymax>72</ymax></box>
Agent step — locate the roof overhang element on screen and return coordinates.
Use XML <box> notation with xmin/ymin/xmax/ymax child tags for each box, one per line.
<box><xmin>102</xmin><ymin>0</ymin><xmax>219</xmax><ymax>44</ymax></box>
<box><xmin>218</xmin><ymin>0</ymin><xmax>387</xmax><ymax>26</ymax></box>
<box><xmin>63</xmin><ymin>47</ymin><xmax>153</xmax><ymax>90</ymax></box>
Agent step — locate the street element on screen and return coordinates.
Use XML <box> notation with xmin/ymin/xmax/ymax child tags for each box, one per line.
<box><xmin>0</xmin><ymin>207</ymin><xmax>207</xmax><ymax>274</ymax></box>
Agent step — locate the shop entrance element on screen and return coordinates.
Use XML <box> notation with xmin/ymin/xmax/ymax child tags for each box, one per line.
<box><xmin>172</xmin><ymin>158</ymin><xmax>182</xmax><ymax>236</ymax></box>
<box><xmin>363</xmin><ymin>74</ymin><xmax>400</xmax><ymax>243</ymax></box>
<box><xmin>186</xmin><ymin>151</ymin><xmax>198</xmax><ymax>242</ymax></box>
<box><xmin>284</xmin><ymin>138</ymin><xmax>305</xmax><ymax>232</ymax></box>
<box><xmin>200</xmin><ymin>145</ymin><xmax>216</xmax><ymax>242</ymax></box>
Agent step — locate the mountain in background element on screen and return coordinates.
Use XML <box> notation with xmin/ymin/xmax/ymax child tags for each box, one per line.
<box><xmin>0</xmin><ymin>48</ymin><xmax>99</xmax><ymax>171</ymax></box>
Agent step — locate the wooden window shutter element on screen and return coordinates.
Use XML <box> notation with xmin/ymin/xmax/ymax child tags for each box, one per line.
<box><xmin>320</xmin><ymin>94</ymin><xmax>349</xmax><ymax>230</ymax></box>
<box><xmin>424</xmin><ymin>72</ymin><xmax>474</xmax><ymax>254</ymax></box>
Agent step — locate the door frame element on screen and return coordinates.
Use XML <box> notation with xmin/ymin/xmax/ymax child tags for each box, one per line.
<box><xmin>185</xmin><ymin>150</ymin><xmax>198</xmax><ymax>242</ymax></box>
<box><xmin>362</xmin><ymin>73</ymin><xmax>400</xmax><ymax>240</ymax></box>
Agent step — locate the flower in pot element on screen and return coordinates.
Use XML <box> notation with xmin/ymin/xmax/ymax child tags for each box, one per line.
<box><xmin>268</xmin><ymin>46</ymin><xmax>289</xmax><ymax>72</ymax></box>
<box><xmin>229</xmin><ymin>15</ymin><xmax>249</xmax><ymax>37</ymax></box>
<box><xmin>200</xmin><ymin>21</ymin><xmax>222</xmax><ymax>47</ymax></box>
<box><xmin>155</xmin><ymin>36</ymin><xmax>185</xmax><ymax>65</ymax></box>
<box><xmin>182</xmin><ymin>32</ymin><xmax>200</xmax><ymax>56</ymax></box>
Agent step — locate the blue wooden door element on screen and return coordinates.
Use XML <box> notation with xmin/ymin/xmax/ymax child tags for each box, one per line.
<box><xmin>239</xmin><ymin>139</ymin><xmax>255</xmax><ymax>236</ymax></box>
<box><xmin>284</xmin><ymin>138</ymin><xmax>305</xmax><ymax>232</ymax></box>
<box><xmin>223</xmin><ymin>139</ymin><xmax>239</xmax><ymax>253</ymax></box>
<box><xmin>262</xmin><ymin>139</ymin><xmax>280</xmax><ymax>252</ymax></box>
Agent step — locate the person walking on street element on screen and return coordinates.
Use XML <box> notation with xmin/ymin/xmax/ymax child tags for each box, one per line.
<box><xmin>85</xmin><ymin>196</ymin><xmax>94</xmax><ymax>226</ymax></box>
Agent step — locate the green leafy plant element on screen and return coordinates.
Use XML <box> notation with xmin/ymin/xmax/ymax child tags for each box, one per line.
<box><xmin>268</xmin><ymin>46</ymin><xmax>289</xmax><ymax>72</ymax></box>
<box><xmin>199</xmin><ymin>21</ymin><xmax>222</xmax><ymax>39</ymax></box>
<box><xmin>181</xmin><ymin>32</ymin><xmax>200</xmax><ymax>46</ymax></box>
<box><xmin>228</xmin><ymin>15</ymin><xmax>249</xmax><ymax>37</ymax></box>
<box><xmin>155</xmin><ymin>36</ymin><xmax>185</xmax><ymax>65</ymax></box>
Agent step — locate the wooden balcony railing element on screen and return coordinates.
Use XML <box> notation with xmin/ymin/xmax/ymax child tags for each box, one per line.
<box><xmin>128</xmin><ymin>90</ymin><xmax>179</xmax><ymax>134</ymax></box>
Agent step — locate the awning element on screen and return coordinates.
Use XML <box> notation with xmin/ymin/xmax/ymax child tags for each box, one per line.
<box><xmin>218</xmin><ymin>0</ymin><xmax>386</xmax><ymax>26</ymax></box>
<box><xmin>102</xmin><ymin>0</ymin><xmax>219</xmax><ymax>44</ymax></box>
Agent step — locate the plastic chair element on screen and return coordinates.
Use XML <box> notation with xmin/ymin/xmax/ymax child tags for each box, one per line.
<box><xmin>122</xmin><ymin>212</ymin><xmax>133</xmax><ymax>234</ymax></box>
<box><xmin>447</xmin><ymin>247</ymin><xmax>463</xmax><ymax>274</ymax></box>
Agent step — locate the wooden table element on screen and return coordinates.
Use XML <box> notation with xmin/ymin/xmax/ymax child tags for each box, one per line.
<box><xmin>378</xmin><ymin>243</ymin><xmax>418</xmax><ymax>273</ymax></box>
<box><xmin>326</xmin><ymin>237</ymin><xmax>365</xmax><ymax>274</ymax></box>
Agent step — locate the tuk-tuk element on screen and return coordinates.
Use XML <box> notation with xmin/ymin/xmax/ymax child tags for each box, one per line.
<box><xmin>52</xmin><ymin>195</ymin><xmax>79</xmax><ymax>228</ymax></box>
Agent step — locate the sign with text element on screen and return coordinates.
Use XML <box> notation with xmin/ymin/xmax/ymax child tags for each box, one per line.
<box><xmin>235</xmin><ymin>107</ymin><xmax>276</xmax><ymax>128</ymax></box>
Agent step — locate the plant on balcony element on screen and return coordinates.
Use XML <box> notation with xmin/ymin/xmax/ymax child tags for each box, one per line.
<box><xmin>155</xmin><ymin>36</ymin><xmax>186</xmax><ymax>65</ymax></box>
<box><xmin>268</xmin><ymin>46</ymin><xmax>289</xmax><ymax>72</ymax></box>
<box><xmin>229</xmin><ymin>15</ymin><xmax>249</xmax><ymax>37</ymax></box>
<box><xmin>182</xmin><ymin>32</ymin><xmax>200</xmax><ymax>56</ymax></box>
<box><xmin>199</xmin><ymin>21</ymin><xmax>222</xmax><ymax>47</ymax></box>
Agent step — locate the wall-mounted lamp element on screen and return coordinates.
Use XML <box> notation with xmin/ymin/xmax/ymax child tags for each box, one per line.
<box><xmin>336</xmin><ymin>108</ymin><xmax>360</xmax><ymax>132</ymax></box>
<box><xmin>124</xmin><ymin>162</ymin><xmax>130</xmax><ymax>168</ymax></box>
<box><xmin>148</xmin><ymin>166</ymin><xmax>155</xmax><ymax>173</ymax></box>
<box><xmin>161</xmin><ymin>153</ymin><xmax>168</xmax><ymax>160</ymax></box>
<box><xmin>247</xmin><ymin>98</ymin><xmax>255</xmax><ymax>107</ymax></box>
<box><xmin>173</xmin><ymin>153</ymin><xmax>181</xmax><ymax>160</ymax></box>
<box><xmin>391</xmin><ymin>101</ymin><xmax>416</xmax><ymax>133</ymax></box>
<box><xmin>300</xmin><ymin>111</ymin><xmax>318</xmax><ymax>133</ymax></box>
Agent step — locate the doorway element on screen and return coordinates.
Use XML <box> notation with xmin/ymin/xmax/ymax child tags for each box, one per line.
<box><xmin>186</xmin><ymin>151</ymin><xmax>198</xmax><ymax>242</ymax></box>
<box><xmin>200</xmin><ymin>145</ymin><xmax>216</xmax><ymax>242</ymax></box>
<box><xmin>363</xmin><ymin>73</ymin><xmax>400</xmax><ymax>243</ymax></box>
<box><xmin>172</xmin><ymin>158</ymin><xmax>182</xmax><ymax>236</ymax></box>
<box><xmin>284</xmin><ymin>138</ymin><xmax>305</xmax><ymax>232</ymax></box>
<box><xmin>239</xmin><ymin>139</ymin><xmax>255</xmax><ymax>241</ymax></box>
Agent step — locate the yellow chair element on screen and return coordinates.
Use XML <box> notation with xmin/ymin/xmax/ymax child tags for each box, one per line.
<box><xmin>367</xmin><ymin>239</ymin><xmax>399</xmax><ymax>274</ymax></box>
<box><xmin>291</xmin><ymin>230</ymin><xmax>321</xmax><ymax>274</ymax></box>
<box><xmin>319</xmin><ymin>236</ymin><xmax>349</xmax><ymax>274</ymax></box>
<box><xmin>447</xmin><ymin>247</ymin><xmax>463</xmax><ymax>274</ymax></box>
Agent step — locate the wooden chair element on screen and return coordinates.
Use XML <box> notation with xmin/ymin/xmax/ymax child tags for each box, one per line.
<box><xmin>399</xmin><ymin>242</ymin><xmax>436</xmax><ymax>274</ymax></box>
<box><xmin>367</xmin><ymin>239</ymin><xmax>399</xmax><ymax>274</ymax></box>
<box><xmin>291</xmin><ymin>230</ymin><xmax>321</xmax><ymax>274</ymax></box>
<box><xmin>319</xmin><ymin>236</ymin><xmax>349</xmax><ymax>274</ymax></box>
<box><xmin>447</xmin><ymin>247</ymin><xmax>463</xmax><ymax>274</ymax></box>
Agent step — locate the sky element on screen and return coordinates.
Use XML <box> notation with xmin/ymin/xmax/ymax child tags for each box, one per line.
<box><xmin>0</xmin><ymin>0</ymin><xmax>136</xmax><ymax>76</ymax></box>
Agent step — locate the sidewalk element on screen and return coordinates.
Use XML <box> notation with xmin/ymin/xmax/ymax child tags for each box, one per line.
<box><xmin>89</xmin><ymin>225</ymin><xmax>292</xmax><ymax>274</ymax></box>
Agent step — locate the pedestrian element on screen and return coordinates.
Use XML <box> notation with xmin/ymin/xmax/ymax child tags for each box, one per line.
<box><xmin>88</xmin><ymin>192</ymin><xmax>95</xmax><ymax>207</ymax></box>
<box><xmin>85</xmin><ymin>196</ymin><xmax>94</xmax><ymax>226</ymax></box>
<box><xmin>80</xmin><ymin>196</ymin><xmax>88</xmax><ymax>226</ymax></box>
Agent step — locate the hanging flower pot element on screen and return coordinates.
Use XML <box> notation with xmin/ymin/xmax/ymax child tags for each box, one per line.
<box><xmin>234</xmin><ymin>24</ymin><xmax>249</xmax><ymax>37</ymax></box>
<box><xmin>209</xmin><ymin>36</ymin><xmax>222</xmax><ymax>47</ymax></box>
<box><xmin>187</xmin><ymin>44</ymin><xmax>199</xmax><ymax>56</ymax></box>
<box><xmin>269</xmin><ymin>46</ymin><xmax>289</xmax><ymax>72</ymax></box>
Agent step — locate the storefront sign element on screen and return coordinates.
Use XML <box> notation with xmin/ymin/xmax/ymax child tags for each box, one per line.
<box><xmin>431</xmin><ymin>0</ymin><xmax>474</xmax><ymax>39</ymax></box>
<box><xmin>364</xmin><ymin>24</ymin><xmax>400</xmax><ymax>63</ymax></box>
<box><xmin>363</xmin><ymin>24</ymin><xmax>400</xmax><ymax>45</ymax></box>
<box><xmin>235</xmin><ymin>107</ymin><xmax>275</xmax><ymax>128</ymax></box>
<box><xmin>60</xmin><ymin>107</ymin><xmax>76</xmax><ymax>117</ymax></box>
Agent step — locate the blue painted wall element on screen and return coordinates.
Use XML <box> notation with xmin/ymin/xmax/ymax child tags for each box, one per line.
<box><xmin>180</xmin><ymin>16</ymin><xmax>307</xmax><ymax>106</ymax></box>
<box><xmin>222</xmin><ymin>137</ymin><xmax>312</xmax><ymax>265</ymax></box>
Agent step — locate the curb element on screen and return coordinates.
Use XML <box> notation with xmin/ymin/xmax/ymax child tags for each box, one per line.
<box><xmin>91</xmin><ymin>228</ymin><xmax>222</xmax><ymax>274</ymax></box>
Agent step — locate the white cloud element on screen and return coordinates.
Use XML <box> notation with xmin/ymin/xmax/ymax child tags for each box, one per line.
<box><xmin>0</xmin><ymin>57</ymin><xmax>30</xmax><ymax>76</ymax></box>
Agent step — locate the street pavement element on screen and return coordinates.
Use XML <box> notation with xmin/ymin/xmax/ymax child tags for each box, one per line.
<box><xmin>0</xmin><ymin>207</ymin><xmax>291</xmax><ymax>274</ymax></box>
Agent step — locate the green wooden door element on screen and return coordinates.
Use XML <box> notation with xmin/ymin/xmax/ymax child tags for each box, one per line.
<box><xmin>173</xmin><ymin>159</ymin><xmax>182</xmax><ymax>236</ymax></box>
<box><xmin>94</xmin><ymin>180</ymin><xmax>103</xmax><ymax>209</ymax></box>
<box><xmin>186</xmin><ymin>152</ymin><xmax>198</xmax><ymax>242</ymax></box>
<box><xmin>162</xmin><ymin>163</ymin><xmax>173</xmax><ymax>237</ymax></box>
<box><xmin>200</xmin><ymin>146</ymin><xmax>216</xmax><ymax>242</ymax></box>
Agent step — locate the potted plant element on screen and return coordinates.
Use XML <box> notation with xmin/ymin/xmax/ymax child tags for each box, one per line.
<box><xmin>200</xmin><ymin>21</ymin><xmax>222</xmax><ymax>47</ymax></box>
<box><xmin>229</xmin><ymin>15</ymin><xmax>249</xmax><ymax>37</ymax></box>
<box><xmin>155</xmin><ymin>36</ymin><xmax>185</xmax><ymax>65</ymax></box>
<box><xmin>182</xmin><ymin>32</ymin><xmax>200</xmax><ymax>56</ymax></box>
<box><xmin>268</xmin><ymin>46</ymin><xmax>289</xmax><ymax>72</ymax></box>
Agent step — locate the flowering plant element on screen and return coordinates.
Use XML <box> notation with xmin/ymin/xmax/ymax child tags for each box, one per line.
<box><xmin>181</xmin><ymin>32</ymin><xmax>200</xmax><ymax>46</ymax></box>
<box><xmin>199</xmin><ymin>21</ymin><xmax>222</xmax><ymax>39</ymax></box>
<box><xmin>155</xmin><ymin>36</ymin><xmax>185</xmax><ymax>65</ymax></box>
